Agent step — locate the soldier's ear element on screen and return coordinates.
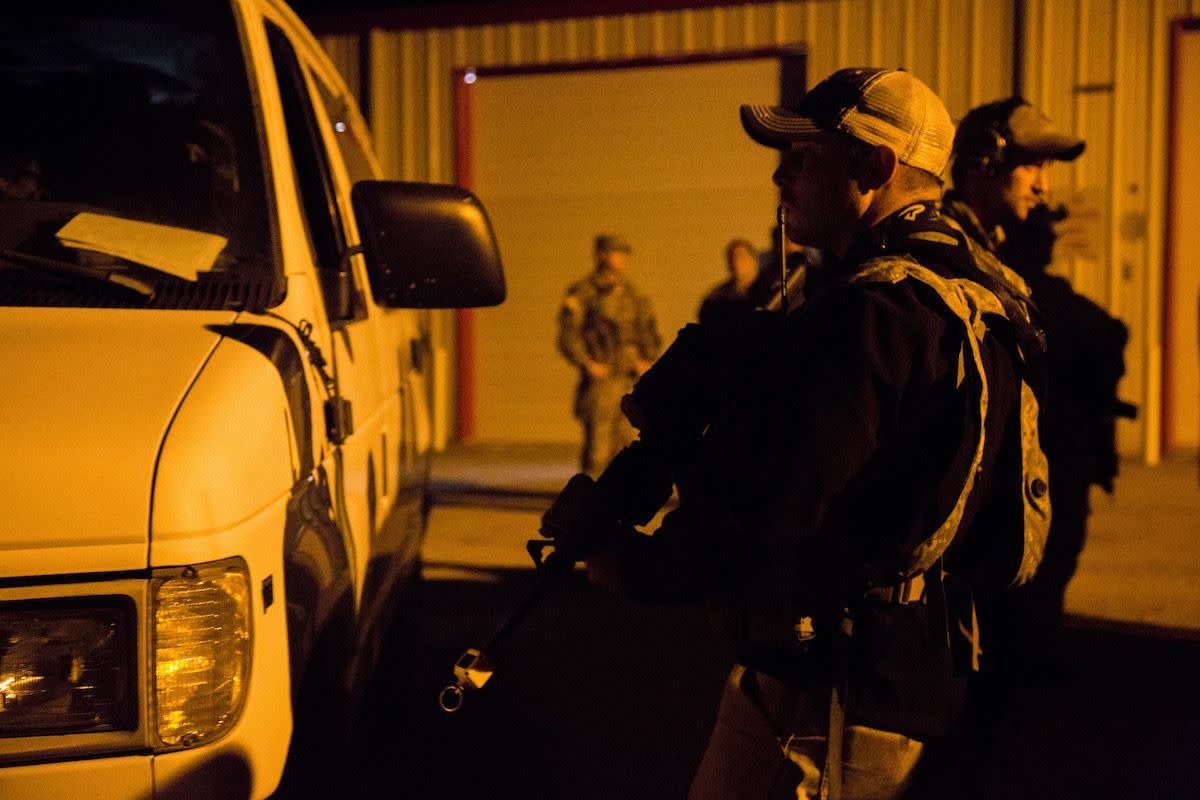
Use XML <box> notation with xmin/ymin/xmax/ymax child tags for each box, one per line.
<box><xmin>854</xmin><ymin>144</ymin><xmax>899</xmax><ymax>191</ymax></box>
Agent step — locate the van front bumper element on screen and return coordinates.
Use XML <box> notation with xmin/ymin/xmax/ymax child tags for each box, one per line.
<box><xmin>0</xmin><ymin>754</ymin><xmax>153</xmax><ymax>800</ymax></box>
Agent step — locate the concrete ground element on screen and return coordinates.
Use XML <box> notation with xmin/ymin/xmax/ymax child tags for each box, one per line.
<box><xmin>271</xmin><ymin>441</ymin><xmax>1200</xmax><ymax>799</ymax></box>
<box><xmin>428</xmin><ymin>440</ymin><xmax>1200</xmax><ymax>636</ymax></box>
<box><xmin>384</xmin><ymin>442</ymin><xmax>1200</xmax><ymax>800</ymax></box>
<box><xmin>1065</xmin><ymin>451</ymin><xmax>1199</xmax><ymax>632</ymax></box>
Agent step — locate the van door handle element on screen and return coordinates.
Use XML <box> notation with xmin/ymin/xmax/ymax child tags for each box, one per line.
<box><xmin>381</xmin><ymin>431</ymin><xmax>389</xmax><ymax>497</ymax></box>
<box><xmin>411</xmin><ymin>338</ymin><xmax>425</xmax><ymax>372</ymax></box>
<box><xmin>398</xmin><ymin>380</ymin><xmax>412</xmax><ymax>469</ymax></box>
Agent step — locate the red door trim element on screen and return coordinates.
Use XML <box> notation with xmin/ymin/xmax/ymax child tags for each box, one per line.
<box><xmin>454</xmin><ymin>68</ymin><xmax>476</xmax><ymax>440</ymax></box>
<box><xmin>1162</xmin><ymin>18</ymin><xmax>1200</xmax><ymax>454</ymax></box>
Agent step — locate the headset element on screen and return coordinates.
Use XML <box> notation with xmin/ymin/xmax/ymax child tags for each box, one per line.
<box><xmin>956</xmin><ymin>97</ymin><xmax>1027</xmax><ymax>176</ymax></box>
<box><xmin>961</xmin><ymin>124</ymin><xmax>1007</xmax><ymax>175</ymax></box>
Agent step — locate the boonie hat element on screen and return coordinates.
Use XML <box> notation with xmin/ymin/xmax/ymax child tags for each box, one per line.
<box><xmin>594</xmin><ymin>233</ymin><xmax>632</xmax><ymax>254</ymax></box>
<box><xmin>741</xmin><ymin>67</ymin><xmax>955</xmax><ymax>176</ymax></box>
<box><xmin>954</xmin><ymin>97</ymin><xmax>1085</xmax><ymax>166</ymax></box>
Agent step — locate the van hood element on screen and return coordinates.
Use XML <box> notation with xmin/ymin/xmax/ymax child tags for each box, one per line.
<box><xmin>0</xmin><ymin>307</ymin><xmax>236</xmax><ymax>578</ymax></box>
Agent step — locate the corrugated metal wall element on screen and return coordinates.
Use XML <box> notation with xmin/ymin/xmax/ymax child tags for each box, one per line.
<box><xmin>320</xmin><ymin>0</ymin><xmax>1016</xmax><ymax>450</ymax></box>
<box><xmin>320</xmin><ymin>0</ymin><xmax>1200</xmax><ymax>460</ymax></box>
<box><xmin>1018</xmin><ymin>0</ymin><xmax>1200</xmax><ymax>462</ymax></box>
<box><xmin>324</xmin><ymin>0</ymin><xmax>1016</xmax><ymax>182</ymax></box>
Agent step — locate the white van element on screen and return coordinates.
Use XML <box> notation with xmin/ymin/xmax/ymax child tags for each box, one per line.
<box><xmin>0</xmin><ymin>1</ymin><xmax>504</xmax><ymax>797</ymax></box>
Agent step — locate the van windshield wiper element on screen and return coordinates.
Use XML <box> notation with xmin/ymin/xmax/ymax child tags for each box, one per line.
<box><xmin>0</xmin><ymin>249</ymin><xmax>156</xmax><ymax>299</ymax></box>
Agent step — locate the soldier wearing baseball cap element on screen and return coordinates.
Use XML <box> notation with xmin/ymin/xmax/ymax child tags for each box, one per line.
<box><xmin>946</xmin><ymin>97</ymin><xmax>1133</xmax><ymax>777</ymax></box>
<box><xmin>544</xmin><ymin>68</ymin><xmax>1049</xmax><ymax>799</ymax></box>
<box><xmin>944</xmin><ymin>97</ymin><xmax>1085</xmax><ymax>253</ymax></box>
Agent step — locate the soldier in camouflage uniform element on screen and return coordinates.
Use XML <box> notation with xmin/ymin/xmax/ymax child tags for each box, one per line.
<box><xmin>946</xmin><ymin>98</ymin><xmax>1132</xmax><ymax>650</ymax></box>
<box><xmin>558</xmin><ymin>234</ymin><xmax>661</xmax><ymax>477</ymax></box>
<box><xmin>937</xmin><ymin>98</ymin><xmax>1132</xmax><ymax>797</ymax></box>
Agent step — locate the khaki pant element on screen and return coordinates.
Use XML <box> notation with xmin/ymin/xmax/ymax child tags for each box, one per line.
<box><xmin>689</xmin><ymin>668</ymin><xmax>924</xmax><ymax>800</ymax></box>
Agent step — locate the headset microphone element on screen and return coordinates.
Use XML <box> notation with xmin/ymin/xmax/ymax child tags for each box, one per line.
<box><xmin>777</xmin><ymin>205</ymin><xmax>788</xmax><ymax>317</ymax></box>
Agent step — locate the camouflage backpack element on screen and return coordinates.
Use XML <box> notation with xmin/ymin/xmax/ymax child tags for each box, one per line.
<box><xmin>850</xmin><ymin>240</ymin><xmax>1051</xmax><ymax>588</ymax></box>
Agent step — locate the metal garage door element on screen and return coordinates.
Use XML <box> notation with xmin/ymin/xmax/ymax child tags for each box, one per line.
<box><xmin>462</xmin><ymin>53</ymin><xmax>792</xmax><ymax>443</ymax></box>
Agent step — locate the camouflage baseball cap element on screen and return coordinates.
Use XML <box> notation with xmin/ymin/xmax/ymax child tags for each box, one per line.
<box><xmin>594</xmin><ymin>234</ymin><xmax>632</xmax><ymax>253</ymax></box>
<box><xmin>740</xmin><ymin>67</ymin><xmax>955</xmax><ymax>176</ymax></box>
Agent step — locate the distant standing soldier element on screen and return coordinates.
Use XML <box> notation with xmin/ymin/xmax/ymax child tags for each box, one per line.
<box><xmin>558</xmin><ymin>234</ymin><xmax>661</xmax><ymax>477</ymax></box>
<box><xmin>945</xmin><ymin>97</ymin><xmax>1132</xmax><ymax>657</ymax></box>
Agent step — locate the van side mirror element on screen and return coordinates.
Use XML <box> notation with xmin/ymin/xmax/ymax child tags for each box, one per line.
<box><xmin>351</xmin><ymin>180</ymin><xmax>506</xmax><ymax>309</ymax></box>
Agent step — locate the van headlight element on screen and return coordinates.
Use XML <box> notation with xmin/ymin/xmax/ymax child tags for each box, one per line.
<box><xmin>152</xmin><ymin>559</ymin><xmax>251</xmax><ymax>748</ymax></box>
<box><xmin>0</xmin><ymin>599</ymin><xmax>135</xmax><ymax>737</ymax></box>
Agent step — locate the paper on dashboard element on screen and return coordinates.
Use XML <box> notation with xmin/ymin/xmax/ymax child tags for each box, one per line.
<box><xmin>56</xmin><ymin>213</ymin><xmax>227</xmax><ymax>281</ymax></box>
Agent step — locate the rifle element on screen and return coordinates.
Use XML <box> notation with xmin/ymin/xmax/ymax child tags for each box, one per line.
<box><xmin>437</xmin><ymin>475</ymin><xmax>610</xmax><ymax>713</ymax></box>
<box><xmin>437</xmin><ymin>537</ymin><xmax>577</xmax><ymax>712</ymax></box>
<box><xmin>439</xmin><ymin>209</ymin><xmax>798</xmax><ymax>712</ymax></box>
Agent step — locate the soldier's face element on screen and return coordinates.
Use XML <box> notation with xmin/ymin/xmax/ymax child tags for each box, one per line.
<box><xmin>1006</xmin><ymin>161</ymin><xmax>1049</xmax><ymax>222</ymax></box>
<box><xmin>772</xmin><ymin>136</ymin><xmax>862</xmax><ymax>252</ymax></box>
<box><xmin>989</xmin><ymin>160</ymin><xmax>1050</xmax><ymax>224</ymax></box>
<box><xmin>596</xmin><ymin>249</ymin><xmax>628</xmax><ymax>274</ymax></box>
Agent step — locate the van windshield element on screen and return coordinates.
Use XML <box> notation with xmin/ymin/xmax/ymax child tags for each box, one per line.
<box><xmin>0</xmin><ymin>1</ymin><xmax>278</xmax><ymax>309</ymax></box>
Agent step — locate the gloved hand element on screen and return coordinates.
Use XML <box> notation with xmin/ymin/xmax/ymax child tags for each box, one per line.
<box><xmin>540</xmin><ymin>473</ymin><xmax>617</xmax><ymax>560</ymax></box>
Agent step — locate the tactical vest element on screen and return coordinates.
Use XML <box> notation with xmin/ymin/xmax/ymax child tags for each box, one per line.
<box><xmin>730</xmin><ymin>209</ymin><xmax>1054</xmax><ymax>764</ymax></box>
<box><xmin>850</xmin><ymin>252</ymin><xmax>1050</xmax><ymax>587</ymax></box>
<box><xmin>819</xmin><ymin>254</ymin><xmax>1054</xmax><ymax>745</ymax></box>
<box><xmin>730</xmin><ymin>247</ymin><xmax>1051</xmax><ymax>686</ymax></box>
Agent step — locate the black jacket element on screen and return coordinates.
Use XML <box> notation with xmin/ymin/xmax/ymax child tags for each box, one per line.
<box><xmin>614</xmin><ymin>203</ymin><xmax>1025</xmax><ymax>613</ymax></box>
